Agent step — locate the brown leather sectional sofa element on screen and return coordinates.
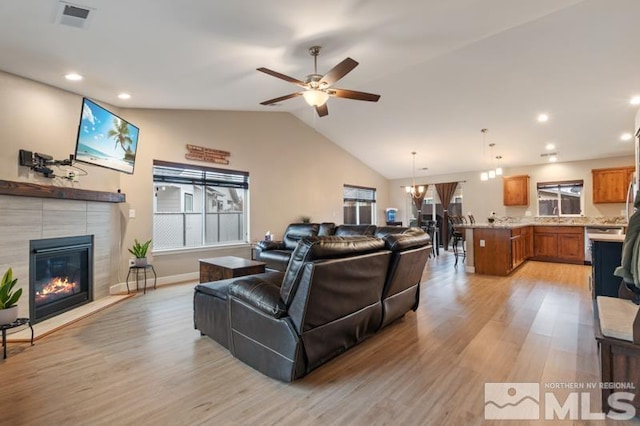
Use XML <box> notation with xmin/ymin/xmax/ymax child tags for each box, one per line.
<box><xmin>256</xmin><ymin>222</ymin><xmax>413</xmax><ymax>271</ymax></box>
<box><xmin>194</xmin><ymin>226</ymin><xmax>431</xmax><ymax>381</ymax></box>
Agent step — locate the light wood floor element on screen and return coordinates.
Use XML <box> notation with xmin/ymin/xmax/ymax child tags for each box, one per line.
<box><xmin>1</xmin><ymin>253</ymin><xmax>635</xmax><ymax>425</ymax></box>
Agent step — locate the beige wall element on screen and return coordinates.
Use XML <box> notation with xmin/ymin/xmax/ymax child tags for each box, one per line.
<box><xmin>390</xmin><ymin>155</ymin><xmax>635</xmax><ymax>226</ymax></box>
<box><xmin>0</xmin><ymin>71</ymin><xmax>389</xmax><ymax>281</ymax></box>
<box><xmin>2</xmin><ymin>69</ymin><xmax>635</xmax><ymax>284</ymax></box>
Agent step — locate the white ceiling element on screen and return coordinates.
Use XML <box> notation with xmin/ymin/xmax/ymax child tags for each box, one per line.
<box><xmin>0</xmin><ymin>0</ymin><xmax>638</xmax><ymax>179</ymax></box>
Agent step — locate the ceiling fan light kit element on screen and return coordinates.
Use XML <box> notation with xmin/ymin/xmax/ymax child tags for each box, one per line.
<box><xmin>302</xmin><ymin>89</ymin><xmax>329</xmax><ymax>107</ymax></box>
<box><xmin>258</xmin><ymin>45</ymin><xmax>380</xmax><ymax>117</ymax></box>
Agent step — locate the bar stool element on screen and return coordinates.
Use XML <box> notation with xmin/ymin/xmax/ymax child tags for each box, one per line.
<box><xmin>448</xmin><ymin>217</ymin><xmax>466</xmax><ymax>267</ymax></box>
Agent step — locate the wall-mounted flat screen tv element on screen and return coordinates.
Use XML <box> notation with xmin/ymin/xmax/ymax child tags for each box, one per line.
<box><xmin>74</xmin><ymin>98</ymin><xmax>140</xmax><ymax>174</ymax></box>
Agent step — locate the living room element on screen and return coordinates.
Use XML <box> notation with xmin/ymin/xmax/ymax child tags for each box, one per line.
<box><xmin>2</xmin><ymin>1</ymin><xmax>640</xmax><ymax>424</ymax></box>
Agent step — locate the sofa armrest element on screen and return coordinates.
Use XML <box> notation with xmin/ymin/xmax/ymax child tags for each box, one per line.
<box><xmin>229</xmin><ymin>277</ymin><xmax>287</xmax><ymax>318</ymax></box>
<box><xmin>257</xmin><ymin>240</ymin><xmax>285</xmax><ymax>251</ymax></box>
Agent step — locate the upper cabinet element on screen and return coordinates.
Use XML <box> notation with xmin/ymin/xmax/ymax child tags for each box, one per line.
<box><xmin>592</xmin><ymin>166</ymin><xmax>634</xmax><ymax>203</ymax></box>
<box><xmin>503</xmin><ymin>175</ymin><xmax>529</xmax><ymax>206</ymax></box>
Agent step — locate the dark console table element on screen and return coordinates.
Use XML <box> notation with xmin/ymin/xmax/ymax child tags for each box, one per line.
<box><xmin>1</xmin><ymin>318</ymin><xmax>34</xmax><ymax>359</ymax></box>
<box><xmin>199</xmin><ymin>256</ymin><xmax>265</xmax><ymax>283</ymax></box>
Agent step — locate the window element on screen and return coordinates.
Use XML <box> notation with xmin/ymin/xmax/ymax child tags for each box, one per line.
<box><xmin>153</xmin><ymin>160</ymin><xmax>249</xmax><ymax>250</ymax></box>
<box><xmin>415</xmin><ymin>184</ymin><xmax>463</xmax><ymax>223</ymax></box>
<box><xmin>184</xmin><ymin>193</ymin><xmax>193</xmax><ymax>212</ymax></box>
<box><xmin>537</xmin><ymin>180</ymin><xmax>583</xmax><ymax>216</ymax></box>
<box><xmin>343</xmin><ymin>185</ymin><xmax>376</xmax><ymax>225</ymax></box>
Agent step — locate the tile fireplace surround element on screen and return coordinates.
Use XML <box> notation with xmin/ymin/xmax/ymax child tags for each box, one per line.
<box><xmin>0</xmin><ymin>194</ymin><xmax>121</xmax><ymax>320</ymax></box>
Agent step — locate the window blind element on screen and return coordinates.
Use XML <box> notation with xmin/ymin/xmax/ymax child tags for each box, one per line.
<box><xmin>343</xmin><ymin>185</ymin><xmax>376</xmax><ymax>202</ymax></box>
<box><xmin>153</xmin><ymin>160</ymin><xmax>249</xmax><ymax>189</ymax></box>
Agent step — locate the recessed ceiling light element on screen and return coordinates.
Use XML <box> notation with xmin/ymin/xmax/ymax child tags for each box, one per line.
<box><xmin>537</xmin><ymin>113</ymin><xmax>549</xmax><ymax>123</ymax></box>
<box><xmin>549</xmin><ymin>156</ymin><xmax>557</xmax><ymax>162</ymax></box>
<box><xmin>545</xmin><ymin>143</ymin><xmax>555</xmax><ymax>150</ymax></box>
<box><xmin>65</xmin><ymin>73</ymin><xmax>83</xmax><ymax>81</ymax></box>
<box><xmin>630</xmin><ymin>96</ymin><xmax>640</xmax><ymax>105</ymax></box>
<box><xmin>621</xmin><ymin>132</ymin><xmax>633</xmax><ymax>141</ymax></box>
<box><xmin>118</xmin><ymin>93</ymin><xmax>131</xmax><ymax>100</ymax></box>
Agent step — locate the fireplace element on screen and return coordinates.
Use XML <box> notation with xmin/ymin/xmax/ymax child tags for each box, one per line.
<box><xmin>29</xmin><ymin>235</ymin><xmax>93</xmax><ymax>323</ymax></box>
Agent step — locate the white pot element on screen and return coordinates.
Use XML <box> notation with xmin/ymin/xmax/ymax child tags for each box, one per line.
<box><xmin>0</xmin><ymin>306</ymin><xmax>18</xmax><ymax>325</ymax></box>
<box><xmin>134</xmin><ymin>257</ymin><xmax>148</xmax><ymax>267</ymax></box>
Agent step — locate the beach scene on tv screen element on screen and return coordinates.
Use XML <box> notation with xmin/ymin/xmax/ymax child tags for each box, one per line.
<box><xmin>76</xmin><ymin>99</ymin><xmax>139</xmax><ymax>174</ymax></box>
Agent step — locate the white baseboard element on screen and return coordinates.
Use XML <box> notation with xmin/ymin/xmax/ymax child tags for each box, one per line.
<box><xmin>110</xmin><ymin>271</ymin><xmax>199</xmax><ymax>294</ymax></box>
<box><xmin>465</xmin><ymin>265</ymin><xmax>475</xmax><ymax>273</ymax></box>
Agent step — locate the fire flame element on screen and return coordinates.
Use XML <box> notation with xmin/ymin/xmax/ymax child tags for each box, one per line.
<box><xmin>35</xmin><ymin>277</ymin><xmax>78</xmax><ymax>303</ymax></box>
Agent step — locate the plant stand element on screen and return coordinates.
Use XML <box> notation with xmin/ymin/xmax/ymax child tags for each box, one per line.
<box><xmin>126</xmin><ymin>264</ymin><xmax>157</xmax><ymax>294</ymax></box>
<box><xmin>1</xmin><ymin>318</ymin><xmax>34</xmax><ymax>359</ymax></box>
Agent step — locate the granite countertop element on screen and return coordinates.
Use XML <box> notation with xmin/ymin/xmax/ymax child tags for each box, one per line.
<box><xmin>460</xmin><ymin>222</ymin><xmax>627</xmax><ymax>230</ymax></box>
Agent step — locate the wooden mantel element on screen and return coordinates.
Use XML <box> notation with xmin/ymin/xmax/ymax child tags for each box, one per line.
<box><xmin>0</xmin><ymin>180</ymin><xmax>126</xmax><ymax>203</ymax></box>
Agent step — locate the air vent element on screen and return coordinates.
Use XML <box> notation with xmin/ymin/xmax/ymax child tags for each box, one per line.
<box><xmin>55</xmin><ymin>1</ymin><xmax>95</xmax><ymax>29</ymax></box>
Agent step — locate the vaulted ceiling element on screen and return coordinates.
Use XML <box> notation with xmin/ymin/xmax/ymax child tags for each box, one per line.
<box><xmin>0</xmin><ymin>0</ymin><xmax>637</xmax><ymax>179</ymax></box>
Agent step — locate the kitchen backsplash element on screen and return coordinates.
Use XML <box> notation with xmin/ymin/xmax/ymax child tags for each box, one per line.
<box><xmin>495</xmin><ymin>216</ymin><xmax>627</xmax><ymax>226</ymax></box>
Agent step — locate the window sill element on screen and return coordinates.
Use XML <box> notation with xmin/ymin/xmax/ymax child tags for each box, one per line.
<box><xmin>152</xmin><ymin>242</ymin><xmax>250</xmax><ymax>257</ymax></box>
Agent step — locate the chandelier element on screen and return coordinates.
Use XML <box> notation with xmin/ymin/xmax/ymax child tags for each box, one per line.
<box><xmin>480</xmin><ymin>129</ymin><xmax>503</xmax><ymax>181</ymax></box>
<box><xmin>405</xmin><ymin>152</ymin><xmax>425</xmax><ymax>199</ymax></box>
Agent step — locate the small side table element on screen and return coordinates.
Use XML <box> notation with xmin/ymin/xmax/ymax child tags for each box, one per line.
<box><xmin>199</xmin><ymin>256</ymin><xmax>265</xmax><ymax>283</ymax></box>
<box><xmin>1</xmin><ymin>318</ymin><xmax>34</xmax><ymax>359</ymax></box>
<box><xmin>126</xmin><ymin>264</ymin><xmax>157</xmax><ymax>294</ymax></box>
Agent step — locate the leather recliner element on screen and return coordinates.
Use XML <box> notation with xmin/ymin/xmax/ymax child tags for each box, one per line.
<box><xmin>227</xmin><ymin>235</ymin><xmax>390</xmax><ymax>381</ymax></box>
<box><xmin>194</xmin><ymin>229</ymin><xmax>431</xmax><ymax>381</ymax></box>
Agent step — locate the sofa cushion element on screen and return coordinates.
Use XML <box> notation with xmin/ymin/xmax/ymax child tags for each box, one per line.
<box><xmin>597</xmin><ymin>296</ymin><xmax>639</xmax><ymax>342</ymax></box>
<box><xmin>318</xmin><ymin>222</ymin><xmax>336</xmax><ymax>236</ymax></box>
<box><xmin>196</xmin><ymin>271</ymin><xmax>284</xmax><ymax>298</ymax></box>
<box><xmin>229</xmin><ymin>276</ymin><xmax>287</xmax><ymax>318</ymax></box>
<box><xmin>283</xmin><ymin>223</ymin><xmax>320</xmax><ymax>250</ymax></box>
<box><xmin>280</xmin><ymin>236</ymin><xmax>385</xmax><ymax>306</ymax></box>
<box><xmin>382</xmin><ymin>228</ymin><xmax>431</xmax><ymax>251</ymax></box>
<box><xmin>195</xmin><ymin>279</ymin><xmax>235</xmax><ymax>299</ymax></box>
<box><xmin>373</xmin><ymin>226</ymin><xmax>408</xmax><ymax>238</ymax></box>
<box><xmin>334</xmin><ymin>224</ymin><xmax>376</xmax><ymax>236</ymax></box>
<box><xmin>258</xmin><ymin>249</ymin><xmax>292</xmax><ymax>272</ymax></box>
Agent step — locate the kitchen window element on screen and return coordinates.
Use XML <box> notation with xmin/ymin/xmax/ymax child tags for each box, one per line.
<box><xmin>537</xmin><ymin>180</ymin><xmax>584</xmax><ymax>216</ymax></box>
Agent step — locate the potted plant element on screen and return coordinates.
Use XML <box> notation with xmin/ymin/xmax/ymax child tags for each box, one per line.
<box><xmin>128</xmin><ymin>239</ymin><xmax>152</xmax><ymax>267</ymax></box>
<box><xmin>0</xmin><ymin>268</ymin><xmax>22</xmax><ymax>324</ymax></box>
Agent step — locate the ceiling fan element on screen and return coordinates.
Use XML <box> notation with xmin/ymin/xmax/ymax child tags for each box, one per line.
<box><xmin>257</xmin><ymin>46</ymin><xmax>381</xmax><ymax>117</ymax></box>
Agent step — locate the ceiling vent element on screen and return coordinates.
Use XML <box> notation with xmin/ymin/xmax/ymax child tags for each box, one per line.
<box><xmin>55</xmin><ymin>1</ymin><xmax>94</xmax><ymax>29</ymax></box>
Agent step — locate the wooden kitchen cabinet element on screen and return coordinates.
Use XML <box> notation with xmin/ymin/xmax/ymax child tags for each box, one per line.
<box><xmin>592</xmin><ymin>166</ymin><xmax>634</xmax><ymax>203</ymax></box>
<box><xmin>503</xmin><ymin>175</ymin><xmax>529</xmax><ymax>206</ymax></box>
<box><xmin>474</xmin><ymin>226</ymin><xmax>532</xmax><ymax>276</ymax></box>
<box><xmin>523</xmin><ymin>226</ymin><xmax>534</xmax><ymax>258</ymax></box>
<box><xmin>532</xmin><ymin>226</ymin><xmax>584</xmax><ymax>264</ymax></box>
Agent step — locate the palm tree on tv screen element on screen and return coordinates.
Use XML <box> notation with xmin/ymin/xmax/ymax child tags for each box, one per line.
<box><xmin>108</xmin><ymin>118</ymin><xmax>134</xmax><ymax>161</ymax></box>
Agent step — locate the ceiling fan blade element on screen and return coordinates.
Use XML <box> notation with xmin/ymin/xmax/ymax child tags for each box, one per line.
<box><xmin>319</xmin><ymin>58</ymin><xmax>358</xmax><ymax>86</ymax></box>
<box><xmin>260</xmin><ymin>92</ymin><xmax>302</xmax><ymax>105</ymax></box>
<box><xmin>329</xmin><ymin>88</ymin><xmax>380</xmax><ymax>102</ymax></box>
<box><xmin>257</xmin><ymin>68</ymin><xmax>306</xmax><ymax>88</ymax></box>
<box><xmin>315</xmin><ymin>103</ymin><xmax>328</xmax><ymax>117</ymax></box>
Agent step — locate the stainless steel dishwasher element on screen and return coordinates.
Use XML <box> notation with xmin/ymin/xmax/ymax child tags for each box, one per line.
<box><xmin>585</xmin><ymin>226</ymin><xmax>625</xmax><ymax>264</ymax></box>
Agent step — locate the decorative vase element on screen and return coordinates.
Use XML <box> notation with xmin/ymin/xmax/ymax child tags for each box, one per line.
<box><xmin>134</xmin><ymin>257</ymin><xmax>148</xmax><ymax>267</ymax></box>
<box><xmin>0</xmin><ymin>306</ymin><xmax>18</xmax><ymax>325</ymax></box>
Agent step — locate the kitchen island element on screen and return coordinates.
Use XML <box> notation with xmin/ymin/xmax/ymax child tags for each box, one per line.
<box><xmin>460</xmin><ymin>222</ymin><xmax>623</xmax><ymax>276</ymax></box>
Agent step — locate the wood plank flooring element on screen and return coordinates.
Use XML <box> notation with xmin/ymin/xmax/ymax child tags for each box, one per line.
<box><xmin>1</xmin><ymin>253</ymin><xmax>636</xmax><ymax>425</ymax></box>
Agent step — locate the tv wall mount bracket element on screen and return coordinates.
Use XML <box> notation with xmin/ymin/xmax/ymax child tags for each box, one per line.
<box><xmin>19</xmin><ymin>149</ymin><xmax>74</xmax><ymax>179</ymax></box>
